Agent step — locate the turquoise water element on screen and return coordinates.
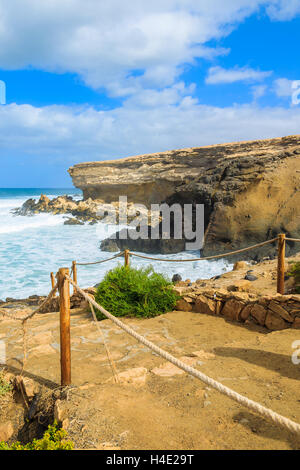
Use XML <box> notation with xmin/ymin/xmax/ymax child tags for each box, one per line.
<box><xmin>0</xmin><ymin>188</ymin><xmax>232</xmax><ymax>300</ymax></box>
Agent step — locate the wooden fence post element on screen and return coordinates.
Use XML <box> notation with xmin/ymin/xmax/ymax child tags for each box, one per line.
<box><xmin>57</xmin><ymin>268</ymin><xmax>71</xmax><ymax>386</ymax></box>
<box><xmin>72</xmin><ymin>261</ymin><xmax>77</xmax><ymax>294</ymax></box>
<box><xmin>277</xmin><ymin>234</ymin><xmax>286</xmax><ymax>295</ymax></box>
<box><xmin>50</xmin><ymin>272</ymin><xmax>55</xmax><ymax>289</ymax></box>
<box><xmin>124</xmin><ymin>249</ymin><xmax>130</xmax><ymax>267</ymax></box>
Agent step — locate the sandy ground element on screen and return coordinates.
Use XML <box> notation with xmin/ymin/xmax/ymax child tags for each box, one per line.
<box><xmin>1</xmin><ymin>304</ymin><xmax>300</xmax><ymax>450</ymax></box>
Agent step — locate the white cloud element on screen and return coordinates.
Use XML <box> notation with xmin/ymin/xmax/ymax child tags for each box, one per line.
<box><xmin>266</xmin><ymin>0</ymin><xmax>300</xmax><ymax>20</ymax></box>
<box><xmin>273</xmin><ymin>78</ymin><xmax>294</xmax><ymax>97</ymax></box>
<box><xmin>0</xmin><ymin>96</ymin><xmax>299</xmax><ymax>165</ymax></box>
<box><xmin>0</xmin><ymin>1</ymin><xmax>298</xmax><ymax>96</ymax></box>
<box><xmin>206</xmin><ymin>66</ymin><xmax>272</xmax><ymax>84</ymax></box>
<box><xmin>251</xmin><ymin>84</ymin><xmax>267</xmax><ymax>101</ymax></box>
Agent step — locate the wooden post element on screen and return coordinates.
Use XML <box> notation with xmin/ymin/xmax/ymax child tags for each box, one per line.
<box><xmin>57</xmin><ymin>268</ymin><xmax>71</xmax><ymax>386</ymax></box>
<box><xmin>277</xmin><ymin>233</ymin><xmax>286</xmax><ymax>295</ymax></box>
<box><xmin>72</xmin><ymin>261</ymin><xmax>77</xmax><ymax>294</ymax></box>
<box><xmin>124</xmin><ymin>249</ymin><xmax>130</xmax><ymax>267</ymax></box>
<box><xmin>50</xmin><ymin>272</ymin><xmax>55</xmax><ymax>289</ymax></box>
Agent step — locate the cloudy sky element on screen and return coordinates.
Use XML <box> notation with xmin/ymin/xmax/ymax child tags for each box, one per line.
<box><xmin>0</xmin><ymin>0</ymin><xmax>300</xmax><ymax>187</ymax></box>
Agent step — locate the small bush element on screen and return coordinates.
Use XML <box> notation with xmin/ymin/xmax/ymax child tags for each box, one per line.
<box><xmin>288</xmin><ymin>262</ymin><xmax>300</xmax><ymax>294</ymax></box>
<box><xmin>0</xmin><ymin>372</ymin><xmax>12</xmax><ymax>397</ymax></box>
<box><xmin>95</xmin><ymin>265</ymin><xmax>179</xmax><ymax>320</ymax></box>
<box><xmin>0</xmin><ymin>421</ymin><xmax>74</xmax><ymax>450</ymax></box>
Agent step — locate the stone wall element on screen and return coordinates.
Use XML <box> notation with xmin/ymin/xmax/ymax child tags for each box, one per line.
<box><xmin>175</xmin><ymin>287</ymin><xmax>300</xmax><ymax>330</ymax></box>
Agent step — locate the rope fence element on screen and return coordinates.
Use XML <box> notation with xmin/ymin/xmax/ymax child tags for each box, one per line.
<box><xmin>70</xmin><ymin>234</ymin><xmax>300</xmax><ymax>296</ymax></box>
<box><xmin>1</xmin><ymin>233</ymin><xmax>300</xmax><ymax>438</ymax></box>
<box><xmin>65</xmin><ymin>274</ymin><xmax>300</xmax><ymax>436</ymax></box>
<box><xmin>129</xmin><ymin>237</ymin><xmax>278</xmax><ymax>262</ymax></box>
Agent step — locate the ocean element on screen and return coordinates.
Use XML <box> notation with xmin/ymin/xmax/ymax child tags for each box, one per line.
<box><xmin>0</xmin><ymin>188</ymin><xmax>232</xmax><ymax>300</ymax></box>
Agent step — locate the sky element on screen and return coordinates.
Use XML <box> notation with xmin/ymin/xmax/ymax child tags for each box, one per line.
<box><xmin>0</xmin><ymin>0</ymin><xmax>300</xmax><ymax>187</ymax></box>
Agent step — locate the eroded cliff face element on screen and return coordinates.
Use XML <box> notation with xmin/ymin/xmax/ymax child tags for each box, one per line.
<box><xmin>68</xmin><ymin>135</ymin><xmax>300</xmax><ymax>258</ymax></box>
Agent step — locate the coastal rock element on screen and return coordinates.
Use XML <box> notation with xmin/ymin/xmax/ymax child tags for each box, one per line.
<box><xmin>233</xmin><ymin>261</ymin><xmax>248</xmax><ymax>270</ymax></box>
<box><xmin>265</xmin><ymin>311</ymin><xmax>288</xmax><ymax>330</ymax></box>
<box><xmin>0</xmin><ymin>422</ymin><xmax>14</xmax><ymax>442</ymax></box>
<box><xmin>194</xmin><ymin>295</ymin><xmax>216</xmax><ymax>315</ymax></box>
<box><xmin>69</xmin><ymin>135</ymin><xmax>300</xmax><ymax>260</ymax></box>
<box><xmin>268</xmin><ymin>301</ymin><xmax>294</xmax><ymax>322</ymax></box>
<box><xmin>13</xmin><ymin>194</ymin><xmax>101</xmax><ymax>224</ymax></box>
<box><xmin>245</xmin><ymin>274</ymin><xmax>258</xmax><ymax>281</ymax></box>
<box><xmin>222</xmin><ymin>299</ymin><xmax>244</xmax><ymax>321</ymax></box>
<box><xmin>175</xmin><ymin>299</ymin><xmax>193</xmax><ymax>312</ymax></box>
<box><xmin>172</xmin><ymin>274</ymin><xmax>182</xmax><ymax>283</ymax></box>
<box><xmin>250</xmin><ymin>304</ymin><xmax>267</xmax><ymax>326</ymax></box>
<box><xmin>64</xmin><ymin>217</ymin><xmax>85</xmax><ymax>226</ymax></box>
<box><xmin>227</xmin><ymin>280</ymin><xmax>252</xmax><ymax>292</ymax></box>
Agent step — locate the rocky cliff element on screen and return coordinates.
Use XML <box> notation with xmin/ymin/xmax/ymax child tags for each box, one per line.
<box><xmin>68</xmin><ymin>135</ymin><xmax>300</xmax><ymax>259</ymax></box>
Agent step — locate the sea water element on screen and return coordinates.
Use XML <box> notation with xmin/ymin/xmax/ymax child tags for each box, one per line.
<box><xmin>0</xmin><ymin>188</ymin><xmax>232</xmax><ymax>300</ymax></box>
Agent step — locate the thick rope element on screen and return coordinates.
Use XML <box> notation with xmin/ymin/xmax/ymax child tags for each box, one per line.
<box><xmin>76</xmin><ymin>252</ymin><xmax>124</xmax><ymax>266</ymax></box>
<box><xmin>129</xmin><ymin>238</ymin><xmax>278</xmax><ymax>262</ymax></box>
<box><xmin>286</xmin><ymin>238</ymin><xmax>300</xmax><ymax>243</ymax></box>
<box><xmin>66</xmin><ymin>275</ymin><xmax>300</xmax><ymax>436</ymax></box>
<box><xmin>88</xmin><ymin>300</ymin><xmax>120</xmax><ymax>384</ymax></box>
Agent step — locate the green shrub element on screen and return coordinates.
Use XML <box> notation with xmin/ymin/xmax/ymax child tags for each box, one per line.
<box><xmin>0</xmin><ymin>421</ymin><xmax>74</xmax><ymax>450</ymax></box>
<box><xmin>95</xmin><ymin>265</ymin><xmax>179</xmax><ymax>320</ymax></box>
<box><xmin>288</xmin><ymin>262</ymin><xmax>300</xmax><ymax>294</ymax></box>
<box><xmin>0</xmin><ymin>372</ymin><xmax>12</xmax><ymax>396</ymax></box>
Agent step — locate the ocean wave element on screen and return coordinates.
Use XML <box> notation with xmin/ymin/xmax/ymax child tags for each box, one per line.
<box><xmin>0</xmin><ymin>189</ymin><xmax>232</xmax><ymax>299</ymax></box>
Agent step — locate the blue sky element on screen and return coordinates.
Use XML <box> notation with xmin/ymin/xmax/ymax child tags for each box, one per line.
<box><xmin>0</xmin><ymin>1</ymin><xmax>300</xmax><ymax>187</ymax></box>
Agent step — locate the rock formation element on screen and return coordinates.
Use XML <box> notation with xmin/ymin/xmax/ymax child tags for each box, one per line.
<box><xmin>69</xmin><ymin>135</ymin><xmax>300</xmax><ymax>259</ymax></box>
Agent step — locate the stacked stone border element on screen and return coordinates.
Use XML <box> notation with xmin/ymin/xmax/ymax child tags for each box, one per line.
<box><xmin>175</xmin><ymin>287</ymin><xmax>300</xmax><ymax>331</ymax></box>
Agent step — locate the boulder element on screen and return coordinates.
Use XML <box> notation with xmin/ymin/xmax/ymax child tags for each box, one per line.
<box><xmin>0</xmin><ymin>422</ymin><xmax>14</xmax><ymax>442</ymax></box>
<box><xmin>175</xmin><ymin>299</ymin><xmax>193</xmax><ymax>312</ymax></box>
<box><xmin>64</xmin><ymin>218</ymin><xmax>84</xmax><ymax>226</ymax></box>
<box><xmin>240</xmin><ymin>304</ymin><xmax>253</xmax><ymax>322</ymax></box>
<box><xmin>172</xmin><ymin>274</ymin><xmax>182</xmax><ymax>283</ymax></box>
<box><xmin>268</xmin><ymin>300</ymin><xmax>294</xmax><ymax>322</ymax></box>
<box><xmin>250</xmin><ymin>304</ymin><xmax>267</xmax><ymax>326</ymax></box>
<box><xmin>222</xmin><ymin>299</ymin><xmax>245</xmax><ymax>321</ymax></box>
<box><xmin>244</xmin><ymin>274</ymin><xmax>258</xmax><ymax>281</ymax></box>
<box><xmin>227</xmin><ymin>280</ymin><xmax>252</xmax><ymax>292</ymax></box>
<box><xmin>233</xmin><ymin>261</ymin><xmax>248</xmax><ymax>271</ymax></box>
<box><xmin>194</xmin><ymin>295</ymin><xmax>216</xmax><ymax>315</ymax></box>
<box><xmin>54</xmin><ymin>400</ymin><xmax>68</xmax><ymax>423</ymax></box>
<box><xmin>265</xmin><ymin>311</ymin><xmax>288</xmax><ymax>330</ymax></box>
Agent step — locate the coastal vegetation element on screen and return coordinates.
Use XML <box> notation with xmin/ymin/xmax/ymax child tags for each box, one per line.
<box><xmin>0</xmin><ymin>421</ymin><xmax>74</xmax><ymax>450</ymax></box>
<box><xmin>0</xmin><ymin>371</ymin><xmax>12</xmax><ymax>397</ymax></box>
<box><xmin>94</xmin><ymin>265</ymin><xmax>179</xmax><ymax>320</ymax></box>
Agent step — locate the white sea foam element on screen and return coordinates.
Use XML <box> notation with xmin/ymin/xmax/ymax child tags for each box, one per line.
<box><xmin>0</xmin><ymin>190</ymin><xmax>232</xmax><ymax>300</ymax></box>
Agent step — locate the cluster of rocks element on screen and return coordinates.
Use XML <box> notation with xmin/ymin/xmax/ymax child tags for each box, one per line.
<box><xmin>174</xmin><ymin>281</ymin><xmax>300</xmax><ymax>331</ymax></box>
<box><xmin>13</xmin><ymin>194</ymin><xmax>161</xmax><ymax>230</ymax></box>
<box><xmin>12</xmin><ymin>194</ymin><xmax>101</xmax><ymax>225</ymax></box>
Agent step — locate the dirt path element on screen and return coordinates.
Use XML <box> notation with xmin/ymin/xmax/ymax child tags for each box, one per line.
<box><xmin>1</xmin><ymin>306</ymin><xmax>300</xmax><ymax>450</ymax></box>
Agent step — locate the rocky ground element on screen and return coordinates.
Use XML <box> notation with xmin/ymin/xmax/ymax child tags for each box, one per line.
<box><xmin>1</xmin><ymin>307</ymin><xmax>300</xmax><ymax>450</ymax></box>
<box><xmin>0</xmin><ymin>254</ymin><xmax>300</xmax><ymax>450</ymax></box>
